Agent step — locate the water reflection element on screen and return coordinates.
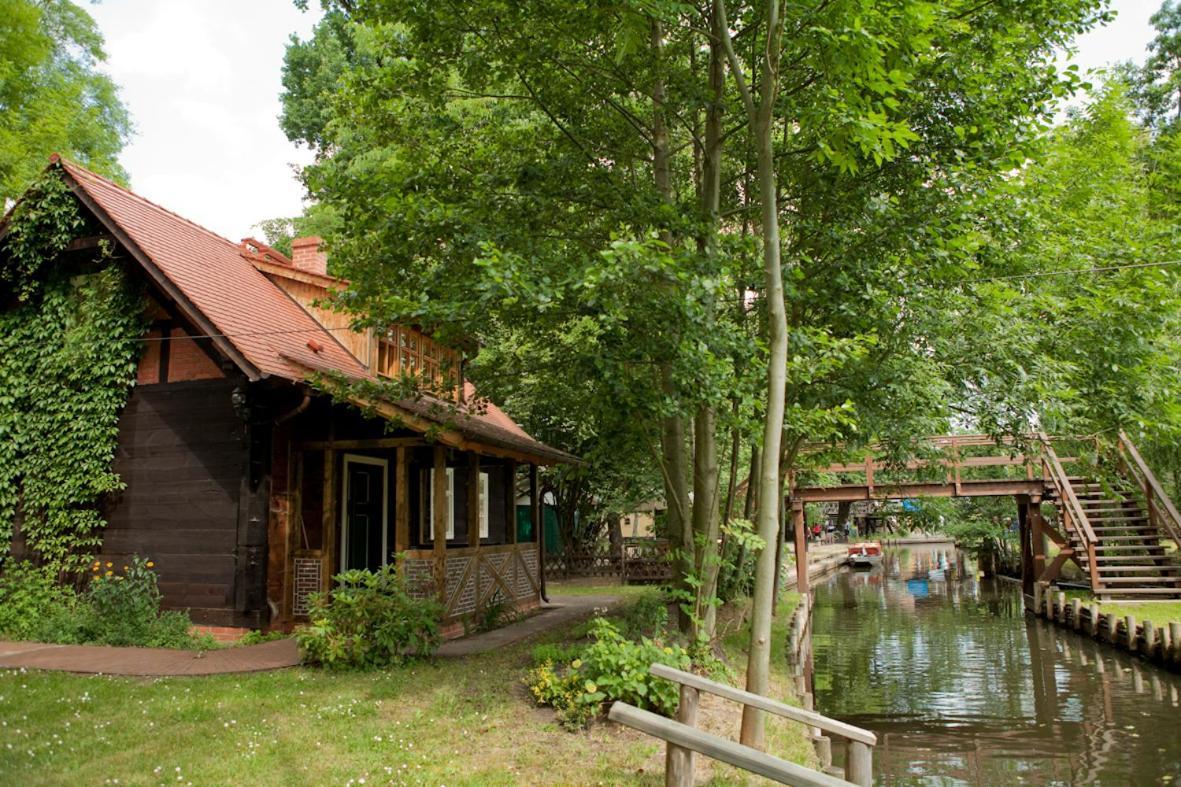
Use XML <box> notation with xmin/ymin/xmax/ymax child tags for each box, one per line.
<box><xmin>801</xmin><ymin>544</ymin><xmax>1181</xmax><ymax>785</ymax></box>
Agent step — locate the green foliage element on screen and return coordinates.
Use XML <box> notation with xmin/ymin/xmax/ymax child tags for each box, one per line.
<box><xmin>524</xmin><ymin>617</ymin><xmax>690</xmax><ymax>729</ymax></box>
<box><xmin>0</xmin><ymin>0</ymin><xmax>130</xmax><ymax>203</ymax></box>
<box><xmin>296</xmin><ymin>566</ymin><xmax>443</xmax><ymax>670</ymax></box>
<box><xmin>0</xmin><ymin>560</ymin><xmax>78</xmax><ymax>641</ymax></box>
<box><xmin>0</xmin><ymin>557</ymin><xmax>202</xmax><ymax>648</ymax></box>
<box><xmin>238</xmin><ymin>629</ymin><xmax>289</xmax><ymax>647</ymax></box>
<box><xmin>529</xmin><ymin>641</ymin><xmax>585</xmax><ymax>667</ymax></box>
<box><xmin>616</xmin><ymin>593</ymin><xmax>669</xmax><ymax>640</ymax></box>
<box><xmin>0</xmin><ymin>170</ymin><xmax>144</xmax><ymax>575</ymax></box>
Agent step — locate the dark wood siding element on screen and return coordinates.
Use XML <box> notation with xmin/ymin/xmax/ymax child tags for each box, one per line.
<box><xmin>103</xmin><ymin>378</ymin><xmax>247</xmax><ymax>624</ymax></box>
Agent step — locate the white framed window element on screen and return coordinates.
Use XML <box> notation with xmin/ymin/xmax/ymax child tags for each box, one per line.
<box><xmin>478</xmin><ymin>471</ymin><xmax>490</xmax><ymax>539</ymax></box>
<box><xmin>420</xmin><ymin>467</ymin><xmax>455</xmax><ymax>542</ymax></box>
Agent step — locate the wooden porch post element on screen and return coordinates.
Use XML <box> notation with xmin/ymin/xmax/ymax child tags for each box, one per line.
<box><xmin>792</xmin><ymin>500</ymin><xmax>808</xmax><ymax>596</ymax></box>
<box><xmin>506</xmin><ymin>460</ymin><xmax>518</xmax><ymax>545</ymax></box>
<box><xmin>531</xmin><ymin>463</ymin><xmax>544</xmax><ymax>600</ymax></box>
<box><xmin>433</xmin><ymin>446</ymin><xmax>448</xmax><ymax>604</ymax></box>
<box><xmin>322</xmin><ymin>448</ymin><xmax>337</xmax><ymax>592</ymax></box>
<box><xmin>394</xmin><ymin>447</ymin><xmax>409</xmax><ymax>570</ymax></box>
<box><xmin>468</xmin><ymin>453</ymin><xmax>482</xmax><ymax>615</ymax></box>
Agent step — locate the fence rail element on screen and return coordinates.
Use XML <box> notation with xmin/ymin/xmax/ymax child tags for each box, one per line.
<box><xmin>610</xmin><ymin>663</ymin><xmax>875</xmax><ymax>786</ymax></box>
<box><xmin>544</xmin><ymin>538</ymin><xmax>672</xmax><ymax>582</ymax></box>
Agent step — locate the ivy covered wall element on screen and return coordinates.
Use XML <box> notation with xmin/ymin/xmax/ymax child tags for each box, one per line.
<box><xmin>0</xmin><ymin>171</ymin><xmax>145</xmax><ymax>576</ymax></box>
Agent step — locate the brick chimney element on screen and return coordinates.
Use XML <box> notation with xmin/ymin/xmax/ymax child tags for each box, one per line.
<box><xmin>291</xmin><ymin>236</ymin><xmax>327</xmax><ymax>276</ymax></box>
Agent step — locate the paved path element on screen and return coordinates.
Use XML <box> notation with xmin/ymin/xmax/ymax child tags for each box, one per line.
<box><xmin>0</xmin><ymin>637</ymin><xmax>300</xmax><ymax>677</ymax></box>
<box><xmin>438</xmin><ymin>593</ymin><xmax>621</xmax><ymax>657</ymax></box>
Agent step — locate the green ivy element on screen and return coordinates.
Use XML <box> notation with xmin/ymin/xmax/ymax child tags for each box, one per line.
<box><xmin>0</xmin><ymin>169</ymin><xmax>144</xmax><ymax>576</ymax></box>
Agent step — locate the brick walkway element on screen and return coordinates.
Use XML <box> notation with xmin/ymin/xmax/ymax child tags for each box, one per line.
<box><xmin>0</xmin><ymin>637</ymin><xmax>300</xmax><ymax>677</ymax></box>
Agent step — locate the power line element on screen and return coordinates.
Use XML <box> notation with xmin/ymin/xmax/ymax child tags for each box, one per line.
<box><xmin>75</xmin><ymin>257</ymin><xmax>1181</xmax><ymax>345</ymax></box>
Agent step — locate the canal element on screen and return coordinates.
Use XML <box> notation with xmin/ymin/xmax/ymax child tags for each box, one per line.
<box><xmin>804</xmin><ymin>543</ymin><xmax>1181</xmax><ymax>785</ymax></box>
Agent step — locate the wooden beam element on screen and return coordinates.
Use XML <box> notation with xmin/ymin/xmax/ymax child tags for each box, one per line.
<box><xmin>322</xmin><ymin>448</ymin><xmax>337</xmax><ymax>592</ymax></box>
<box><xmin>394</xmin><ymin>447</ymin><xmax>409</xmax><ymax>558</ymax></box>
<box><xmin>469</xmin><ymin>453</ymin><xmax>481</xmax><ymax>548</ymax></box>
<box><xmin>297</xmin><ymin>436</ymin><xmax>426</xmax><ymax>451</ymax></box>
<box><xmin>794</xmin><ymin>479</ymin><xmax>1045</xmax><ymax>502</ymax></box>
<box><xmin>433</xmin><ymin>446</ymin><xmax>448</xmax><ymax>604</ymax></box>
<box><xmin>506</xmin><ymin>460</ymin><xmax>517</xmax><ymax>544</ymax></box>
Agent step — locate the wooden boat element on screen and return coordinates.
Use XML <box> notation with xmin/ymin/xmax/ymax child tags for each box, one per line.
<box><xmin>847</xmin><ymin>542</ymin><xmax>883</xmax><ymax>569</ymax></box>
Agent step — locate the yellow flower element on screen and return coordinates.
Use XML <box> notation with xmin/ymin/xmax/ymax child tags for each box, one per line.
<box><xmin>122</xmin><ymin>565</ymin><xmax>129</xmax><ymax>571</ymax></box>
<box><xmin>146</xmin><ymin>561</ymin><xmax>155</xmax><ymax>568</ymax></box>
<box><xmin>105</xmin><ymin>570</ymin><xmax>113</xmax><ymax>576</ymax></box>
<box><xmin>105</xmin><ymin>562</ymin><xmax>113</xmax><ymax>568</ymax></box>
<box><xmin>584</xmin><ymin>681</ymin><xmax>597</xmax><ymax>694</ymax></box>
<box><xmin>571</xmin><ymin>659</ymin><xmax>582</xmax><ymax>670</ymax></box>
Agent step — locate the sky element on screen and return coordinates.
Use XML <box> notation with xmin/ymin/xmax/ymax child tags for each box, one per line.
<box><xmin>87</xmin><ymin>0</ymin><xmax>1164</xmax><ymax>242</ymax></box>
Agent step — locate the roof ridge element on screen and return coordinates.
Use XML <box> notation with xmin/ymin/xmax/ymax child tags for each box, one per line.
<box><xmin>53</xmin><ymin>154</ymin><xmax>246</xmax><ymax>256</ymax></box>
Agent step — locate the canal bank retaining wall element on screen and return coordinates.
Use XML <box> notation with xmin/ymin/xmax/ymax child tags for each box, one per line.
<box><xmin>1028</xmin><ymin>584</ymin><xmax>1181</xmax><ymax>671</ymax></box>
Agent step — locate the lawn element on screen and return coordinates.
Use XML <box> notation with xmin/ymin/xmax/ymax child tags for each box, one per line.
<box><xmin>0</xmin><ymin>587</ymin><xmax>817</xmax><ymax>786</ymax></box>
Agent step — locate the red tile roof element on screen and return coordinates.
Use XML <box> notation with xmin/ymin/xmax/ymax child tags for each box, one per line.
<box><xmin>52</xmin><ymin>157</ymin><xmax>574</xmax><ymax>464</ymax></box>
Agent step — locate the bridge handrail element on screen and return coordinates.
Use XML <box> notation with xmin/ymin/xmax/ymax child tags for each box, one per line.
<box><xmin>1038</xmin><ymin>433</ymin><xmax>1097</xmax><ymax>548</ymax></box>
<box><xmin>1118</xmin><ymin>431</ymin><xmax>1181</xmax><ymax>547</ymax></box>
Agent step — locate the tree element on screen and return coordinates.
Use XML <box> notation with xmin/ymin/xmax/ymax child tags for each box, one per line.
<box><xmin>0</xmin><ymin>0</ymin><xmax>130</xmax><ymax>204</ymax></box>
<box><xmin>1128</xmin><ymin>1</ymin><xmax>1181</xmax><ymax>132</ymax></box>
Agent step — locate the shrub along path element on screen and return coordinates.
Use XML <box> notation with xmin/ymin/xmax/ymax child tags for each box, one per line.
<box><xmin>0</xmin><ymin>594</ymin><xmax>623</xmax><ymax>675</ymax></box>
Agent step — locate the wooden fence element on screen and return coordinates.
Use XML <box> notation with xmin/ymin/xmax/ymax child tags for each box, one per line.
<box><xmin>545</xmin><ymin>538</ymin><xmax>672</xmax><ymax>583</ymax></box>
<box><xmin>609</xmin><ymin>664</ymin><xmax>876</xmax><ymax>786</ymax></box>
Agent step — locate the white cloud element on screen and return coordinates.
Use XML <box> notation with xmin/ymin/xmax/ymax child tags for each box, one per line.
<box><xmin>88</xmin><ymin>0</ymin><xmax>322</xmax><ymax>241</ymax></box>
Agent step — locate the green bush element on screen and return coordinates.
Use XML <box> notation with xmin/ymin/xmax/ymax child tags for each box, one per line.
<box><xmin>618</xmin><ymin>593</ymin><xmax>669</xmax><ymax>639</ymax></box>
<box><xmin>0</xmin><ymin>556</ymin><xmax>200</xmax><ymax>648</ymax></box>
<box><xmin>530</xmin><ymin>641</ymin><xmax>585</xmax><ymax>667</ymax></box>
<box><xmin>0</xmin><ymin>561</ymin><xmax>79</xmax><ymax>641</ymax></box>
<box><xmin>238</xmin><ymin>629</ymin><xmax>287</xmax><ymax>646</ymax></box>
<box><xmin>296</xmin><ymin>566</ymin><xmax>443</xmax><ymax>669</ymax></box>
<box><xmin>524</xmin><ymin>617</ymin><xmax>691</xmax><ymax>729</ymax></box>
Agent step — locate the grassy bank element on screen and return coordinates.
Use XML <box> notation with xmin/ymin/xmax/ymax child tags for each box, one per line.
<box><xmin>0</xmin><ymin>584</ymin><xmax>818</xmax><ymax>786</ymax></box>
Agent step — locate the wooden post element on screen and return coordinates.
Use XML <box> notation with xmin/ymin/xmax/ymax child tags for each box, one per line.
<box><xmin>1143</xmin><ymin>620</ymin><xmax>1156</xmax><ymax>659</ymax></box>
<box><xmin>1056</xmin><ymin>591</ymin><xmax>1066</xmax><ymax>624</ymax></box>
<box><xmin>506</xmin><ymin>460</ymin><xmax>518</xmax><ymax>545</ymax></box>
<box><xmin>1070</xmin><ymin>598</ymin><xmax>1081</xmax><ymax>631</ymax></box>
<box><xmin>433</xmin><ymin>446</ymin><xmax>448</xmax><ymax>604</ymax></box>
<box><xmin>1170</xmin><ymin>622</ymin><xmax>1181</xmax><ymax>664</ymax></box>
<box><xmin>1089</xmin><ymin>604</ymin><xmax>1100</xmax><ymax>637</ymax></box>
<box><xmin>1029</xmin><ymin>497</ymin><xmax>1046</xmax><ymax>583</ymax></box>
<box><xmin>1159</xmin><ymin>622</ymin><xmax>1171</xmax><ymax>659</ymax></box>
<box><xmin>322</xmin><ymin>448</ymin><xmax>337</xmax><ymax>592</ymax></box>
<box><xmin>665</xmin><ymin>683</ymin><xmax>699</xmax><ymax>786</ymax></box>
<box><xmin>1032</xmin><ymin>583</ymin><xmax>1042</xmax><ymax>617</ymax></box>
<box><xmin>531</xmin><ymin>463</ymin><xmax>543</xmax><ymax>600</ymax></box>
<box><xmin>792</xmin><ymin>500</ymin><xmax>808</xmax><ymax>596</ymax></box>
<box><xmin>847</xmin><ymin>740</ymin><xmax>873</xmax><ymax>787</ymax></box>
<box><xmin>394</xmin><ymin>447</ymin><xmax>409</xmax><ymax>560</ymax></box>
<box><xmin>468</xmin><ymin>453</ymin><xmax>482</xmax><ymax>616</ymax></box>
<box><xmin>1126</xmin><ymin>615</ymin><xmax>1137</xmax><ymax>651</ymax></box>
<box><xmin>1018</xmin><ymin>496</ymin><xmax>1034</xmax><ymax>599</ymax></box>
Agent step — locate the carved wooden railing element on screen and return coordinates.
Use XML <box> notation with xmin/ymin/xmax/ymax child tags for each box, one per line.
<box><xmin>1117</xmin><ymin>431</ymin><xmax>1181</xmax><ymax>548</ymax></box>
<box><xmin>1037</xmin><ymin>433</ymin><xmax>1100</xmax><ymax>589</ymax></box>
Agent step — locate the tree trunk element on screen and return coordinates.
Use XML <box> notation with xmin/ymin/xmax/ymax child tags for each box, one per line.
<box><xmin>729</xmin><ymin>0</ymin><xmax>788</xmax><ymax>749</ymax></box>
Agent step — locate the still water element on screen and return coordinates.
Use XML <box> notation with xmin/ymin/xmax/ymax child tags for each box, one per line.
<box><xmin>805</xmin><ymin>544</ymin><xmax>1181</xmax><ymax>785</ymax></box>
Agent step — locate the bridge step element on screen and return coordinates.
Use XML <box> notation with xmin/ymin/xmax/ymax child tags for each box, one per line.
<box><xmin>1095</xmin><ymin>554</ymin><xmax>1178</xmax><ymax>562</ymax></box>
<box><xmin>1098</xmin><ymin>587</ymin><xmax>1181</xmax><ymax>596</ymax></box>
<box><xmin>1097</xmin><ymin>576</ymin><xmax>1181</xmax><ymax>584</ymax></box>
<box><xmin>1092</xmin><ymin>544</ymin><xmax>1167</xmax><ymax>552</ymax></box>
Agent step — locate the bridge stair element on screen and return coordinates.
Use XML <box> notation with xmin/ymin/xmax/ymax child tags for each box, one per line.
<box><xmin>1059</xmin><ymin>478</ymin><xmax>1181</xmax><ymax>599</ymax></box>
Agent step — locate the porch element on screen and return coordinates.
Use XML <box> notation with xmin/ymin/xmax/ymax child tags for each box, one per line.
<box><xmin>273</xmin><ymin>421</ymin><xmax>549</xmax><ymax>633</ymax></box>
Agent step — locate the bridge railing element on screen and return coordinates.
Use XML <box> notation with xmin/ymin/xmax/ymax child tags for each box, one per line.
<box><xmin>1037</xmin><ymin>433</ymin><xmax>1100</xmax><ymax>588</ymax></box>
<box><xmin>1117</xmin><ymin>431</ymin><xmax>1181</xmax><ymax>548</ymax></box>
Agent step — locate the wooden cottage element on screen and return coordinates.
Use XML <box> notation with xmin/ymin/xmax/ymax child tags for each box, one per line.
<box><xmin>2</xmin><ymin>157</ymin><xmax>574</xmax><ymax>636</ymax></box>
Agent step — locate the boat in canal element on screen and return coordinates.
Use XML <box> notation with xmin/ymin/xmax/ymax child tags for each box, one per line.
<box><xmin>847</xmin><ymin>541</ymin><xmax>883</xmax><ymax>569</ymax></box>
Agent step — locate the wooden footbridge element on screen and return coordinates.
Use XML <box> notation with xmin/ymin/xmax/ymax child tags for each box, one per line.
<box><xmin>789</xmin><ymin>432</ymin><xmax>1181</xmax><ymax>602</ymax></box>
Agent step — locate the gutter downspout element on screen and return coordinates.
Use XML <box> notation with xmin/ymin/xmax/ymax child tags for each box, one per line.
<box><xmin>275</xmin><ymin>391</ymin><xmax>312</xmax><ymax>426</ymax></box>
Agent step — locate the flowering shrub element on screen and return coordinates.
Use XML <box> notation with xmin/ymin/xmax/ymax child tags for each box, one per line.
<box><xmin>296</xmin><ymin>566</ymin><xmax>443</xmax><ymax>669</ymax></box>
<box><xmin>524</xmin><ymin>617</ymin><xmax>690</xmax><ymax>729</ymax></box>
<box><xmin>0</xmin><ymin>556</ymin><xmax>200</xmax><ymax>648</ymax></box>
<box><xmin>79</xmin><ymin>556</ymin><xmax>194</xmax><ymax>647</ymax></box>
